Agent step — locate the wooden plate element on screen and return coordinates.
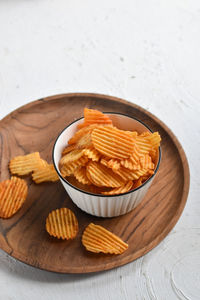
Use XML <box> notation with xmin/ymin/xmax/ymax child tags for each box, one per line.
<box><xmin>0</xmin><ymin>93</ymin><xmax>189</xmax><ymax>273</ymax></box>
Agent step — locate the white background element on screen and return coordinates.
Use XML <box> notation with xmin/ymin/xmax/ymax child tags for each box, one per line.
<box><xmin>0</xmin><ymin>0</ymin><xmax>200</xmax><ymax>299</ymax></box>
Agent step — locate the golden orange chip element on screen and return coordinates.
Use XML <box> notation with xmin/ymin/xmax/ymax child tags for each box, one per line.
<box><xmin>9</xmin><ymin>152</ymin><xmax>44</xmax><ymax>175</ymax></box>
<box><xmin>0</xmin><ymin>176</ymin><xmax>28</xmax><ymax>218</ymax></box>
<box><xmin>100</xmin><ymin>157</ymin><xmax>121</xmax><ymax>171</ymax></box>
<box><xmin>147</xmin><ymin>132</ymin><xmax>161</xmax><ymax>148</ymax></box>
<box><xmin>136</xmin><ymin>132</ymin><xmax>161</xmax><ymax>155</ymax></box>
<box><xmin>87</xmin><ymin>161</ymin><xmax>126</xmax><ymax>187</ymax></box>
<box><xmin>62</xmin><ymin>144</ymin><xmax>77</xmax><ymax>156</ymax></box>
<box><xmin>140</xmin><ymin>154</ymin><xmax>154</xmax><ymax>169</ymax></box>
<box><xmin>78</xmin><ymin>108</ymin><xmax>112</xmax><ymax>129</ymax></box>
<box><xmin>74</xmin><ymin>167</ymin><xmax>92</xmax><ymax>185</ymax></box>
<box><xmin>83</xmin><ymin>147</ymin><xmax>101</xmax><ymax>161</ymax></box>
<box><xmin>92</xmin><ymin>126</ymin><xmax>135</xmax><ymax>159</ymax></box>
<box><xmin>59</xmin><ymin>149</ymin><xmax>84</xmax><ymax>166</ymax></box>
<box><xmin>60</xmin><ymin>156</ymin><xmax>88</xmax><ymax>177</ymax></box>
<box><xmin>135</xmin><ymin>136</ymin><xmax>152</xmax><ymax>155</ymax></box>
<box><xmin>32</xmin><ymin>164</ymin><xmax>59</xmax><ymax>183</ymax></box>
<box><xmin>82</xmin><ymin>223</ymin><xmax>128</xmax><ymax>254</ymax></box>
<box><xmin>101</xmin><ymin>181</ymin><xmax>133</xmax><ymax>195</ymax></box>
<box><xmin>120</xmin><ymin>144</ymin><xmax>143</xmax><ymax>170</ymax></box>
<box><xmin>140</xmin><ymin>131</ymin><xmax>151</xmax><ymax>137</ymax></box>
<box><xmin>76</xmin><ymin>131</ymin><xmax>93</xmax><ymax>149</ymax></box>
<box><xmin>68</xmin><ymin>124</ymin><xmax>99</xmax><ymax>145</ymax></box>
<box><xmin>114</xmin><ymin>166</ymin><xmax>149</xmax><ymax>181</ymax></box>
<box><xmin>46</xmin><ymin>208</ymin><xmax>78</xmax><ymax>240</ymax></box>
<box><xmin>132</xmin><ymin>177</ymin><xmax>143</xmax><ymax>189</ymax></box>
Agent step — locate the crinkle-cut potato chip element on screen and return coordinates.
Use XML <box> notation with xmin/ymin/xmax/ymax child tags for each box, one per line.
<box><xmin>82</xmin><ymin>223</ymin><xmax>128</xmax><ymax>254</ymax></box>
<box><xmin>67</xmin><ymin>175</ymin><xmax>110</xmax><ymax>194</ymax></box>
<box><xmin>62</xmin><ymin>144</ymin><xmax>77</xmax><ymax>156</ymax></box>
<box><xmin>140</xmin><ymin>131</ymin><xmax>151</xmax><ymax>137</ymax></box>
<box><xmin>136</xmin><ymin>132</ymin><xmax>161</xmax><ymax>155</ymax></box>
<box><xmin>135</xmin><ymin>136</ymin><xmax>153</xmax><ymax>155</ymax></box>
<box><xmin>9</xmin><ymin>152</ymin><xmax>44</xmax><ymax>175</ymax></box>
<box><xmin>60</xmin><ymin>156</ymin><xmax>88</xmax><ymax>177</ymax></box>
<box><xmin>87</xmin><ymin>161</ymin><xmax>126</xmax><ymax>187</ymax></box>
<box><xmin>78</xmin><ymin>108</ymin><xmax>113</xmax><ymax>129</ymax></box>
<box><xmin>120</xmin><ymin>144</ymin><xmax>143</xmax><ymax>170</ymax></box>
<box><xmin>83</xmin><ymin>147</ymin><xmax>101</xmax><ymax>161</ymax></box>
<box><xmin>74</xmin><ymin>167</ymin><xmax>91</xmax><ymax>185</ymax></box>
<box><xmin>68</xmin><ymin>124</ymin><xmax>100</xmax><ymax>145</ymax></box>
<box><xmin>100</xmin><ymin>157</ymin><xmax>121</xmax><ymax>171</ymax></box>
<box><xmin>140</xmin><ymin>154</ymin><xmax>154</xmax><ymax>170</ymax></box>
<box><xmin>114</xmin><ymin>166</ymin><xmax>149</xmax><ymax>181</ymax></box>
<box><xmin>0</xmin><ymin>176</ymin><xmax>28</xmax><ymax>218</ymax></box>
<box><xmin>101</xmin><ymin>181</ymin><xmax>133</xmax><ymax>195</ymax></box>
<box><xmin>46</xmin><ymin>208</ymin><xmax>78</xmax><ymax>240</ymax></box>
<box><xmin>59</xmin><ymin>149</ymin><xmax>84</xmax><ymax>166</ymax></box>
<box><xmin>146</xmin><ymin>132</ymin><xmax>161</xmax><ymax>148</ymax></box>
<box><xmin>92</xmin><ymin>126</ymin><xmax>135</xmax><ymax>159</ymax></box>
<box><xmin>32</xmin><ymin>164</ymin><xmax>59</xmax><ymax>183</ymax></box>
<box><xmin>76</xmin><ymin>131</ymin><xmax>93</xmax><ymax>149</ymax></box>
<box><xmin>149</xmin><ymin>148</ymin><xmax>156</xmax><ymax>161</ymax></box>
<box><xmin>132</xmin><ymin>177</ymin><xmax>143</xmax><ymax>189</ymax></box>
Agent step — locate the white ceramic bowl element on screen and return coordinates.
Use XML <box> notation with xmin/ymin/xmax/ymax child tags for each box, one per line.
<box><xmin>52</xmin><ymin>113</ymin><xmax>161</xmax><ymax>218</ymax></box>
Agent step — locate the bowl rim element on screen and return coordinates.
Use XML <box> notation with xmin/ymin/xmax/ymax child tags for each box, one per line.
<box><xmin>52</xmin><ymin>112</ymin><xmax>161</xmax><ymax>198</ymax></box>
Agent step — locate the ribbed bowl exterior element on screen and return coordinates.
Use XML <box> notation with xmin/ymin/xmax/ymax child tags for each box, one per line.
<box><xmin>60</xmin><ymin>177</ymin><xmax>152</xmax><ymax>217</ymax></box>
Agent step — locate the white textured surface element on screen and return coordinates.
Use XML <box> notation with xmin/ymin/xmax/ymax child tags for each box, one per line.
<box><xmin>0</xmin><ymin>0</ymin><xmax>199</xmax><ymax>299</ymax></box>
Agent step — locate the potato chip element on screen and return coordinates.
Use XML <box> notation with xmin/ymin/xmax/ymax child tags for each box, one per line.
<box><xmin>68</xmin><ymin>124</ymin><xmax>99</xmax><ymax>145</ymax></box>
<box><xmin>87</xmin><ymin>161</ymin><xmax>126</xmax><ymax>187</ymax></box>
<box><xmin>76</xmin><ymin>131</ymin><xmax>93</xmax><ymax>149</ymax></box>
<box><xmin>132</xmin><ymin>177</ymin><xmax>143</xmax><ymax>189</ymax></box>
<box><xmin>135</xmin><ymin>136</ymin><xmax>152</xmax><ymax>155</ymax></box>
<box><xmin>82</xmin><ymin>223</ymin><xmax>128</xmax><ymax>254</ymax></box>
<box><xmin>101</xmin><ymin>181</ymin><xmax>133</xmax><ymax>195</ymax></box>
<box><xmin>83</xmin><ymin>147</ymin><xmax>101</xmax><ymax>161</ymax></box>
<box><xmin>114</xmin><ymin>166</ymin><xmax>149</xmax><ymax>181</ymax></box>
<box><xmin>136</xmin><ymin>132</ymin><xmax>161</xmax><ymax>155</ymax></box>
<box><xmin>140</xmin><ymin>154</ymin><xmax>154</xmax><ymax>169</ymax></box>
<box><xmin>46</xmin><ymin>208</ymin><xmax>78</xmax><ymax>240</ymax></box>
<box><xmin>60</xmin><ymin>156</ymin><xmax>88</xmax><ymax>177</ymax></box>
<box><xmin>32</xmin><ymin>164</ymin><xmax>59</xmax><ymax>183</ymax></box>
<box><xmin>59</xmin><ymin>149</ymin><xmax>84</xmax><ymax>166</ymax></box>
<box><xmin>100</xmin><ymin>157</ymin><xmax>121</xmax><ymax>171</ymax></box>
<box><xmin>147</xmin><ymin>132</ymin><xmax>161</xmax><ymax>148</ymax></box>
<box><xmin>0</xmin><ymin>176</ymin><xmax>28</xmax><ymax>218</ymax></box>
<box><xmin>9</xmin><ymin>152</ymin><xmax>44</xmax><ymax>175</ymax></box>
<box><xmin>149</xmin><ymin>149</ymin><xmax>157</xmax><ymax>162</ymax></box>
<box><xmin>78</xmin><ymin>108</ymin><xmax>112</xmax><ymax>129</ymax></box>
<box><xmin>92</xmin><ymin>126</ymin><xmax>135</xmax><ymax>159</ymax></box>
<box><xmin>62</xmin><ymin>144</ymin><xmax>77</xmax><ymax>156</ymax></box>
<box><xmin>74</xmin><ymin>167</ymin><xmax>91</xmax><ymax>185</ymax></box>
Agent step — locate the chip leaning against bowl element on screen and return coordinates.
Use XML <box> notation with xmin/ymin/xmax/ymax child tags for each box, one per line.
<box><xmin>58</xmin><ymin>108</ymin><xmax>161</xmax><ymax>196</ymax></box>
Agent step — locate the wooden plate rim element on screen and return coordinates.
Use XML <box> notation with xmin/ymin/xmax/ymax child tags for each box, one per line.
<box><xmin>0</xmin><ymin>93</ymin><xmax>190</xmax><ymax>273</ymax></box>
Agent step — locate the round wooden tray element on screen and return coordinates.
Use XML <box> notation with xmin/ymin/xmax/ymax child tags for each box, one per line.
<box><xmin>0</xmin><ymin>93</ymin><xmax>189</xmax><ymax>273</ymax></box>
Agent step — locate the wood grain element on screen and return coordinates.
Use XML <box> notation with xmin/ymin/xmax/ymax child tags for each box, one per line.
<box><xmin>0</xmin><ymin>93</ymin><xmax>190</xmax><ymax>273</ymax></box>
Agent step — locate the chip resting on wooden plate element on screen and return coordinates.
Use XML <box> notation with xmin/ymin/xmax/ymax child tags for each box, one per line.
<box><xmin>82</xmin><ymin>223</ymin><xmax>128</xmax><ymax>254</ymax></box>
<box><xmin>9</xmin><ymin>152</ymin><xmax>45</xmax><ymax>175</ymax></box>
<box><xmin>46</xmin><ymin>208</ymin><xmax>78</xmax><ymax>240</ymax></box>
<box><xmin>32</xmin><ymin>163</ymin><xmax>59</xmax><ymax>183</ymax></box>
<box><xmin>0</xmin><ymin>176</ymin><xmax>28</xmax><ymax>218</ymax></box>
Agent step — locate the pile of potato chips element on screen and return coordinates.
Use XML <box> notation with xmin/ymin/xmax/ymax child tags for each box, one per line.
<box><xmin>59</xmin><ymin>108</ymin><xmax>161</xmax><ymax>195</ymax></box>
